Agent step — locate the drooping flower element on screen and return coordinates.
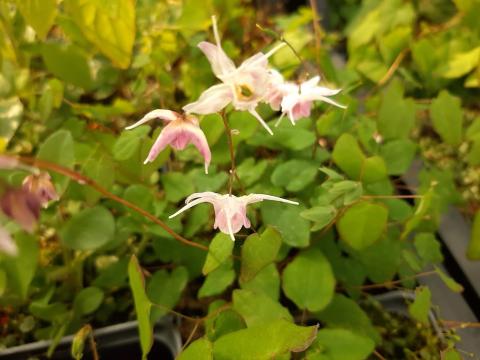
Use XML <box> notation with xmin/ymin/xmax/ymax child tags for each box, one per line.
<box><xmin>23</xmin><ymin>172</ymin><xmax>58</xmax><ymax>208</ymax></box>
<box><xmin>183</xmin><ymin>16</ymin><xmax>285</xmax><ymax>135</ymax></box>
<box><xmin>0</xmin><ymin>226</ymin><xmax>17</xmax><ymax>256</ymax></box>
<box><xmin>126</xmin><ymin>109</ymin><xmax>211</xmax><ymax>174</ymax></box>
<box><xmin>169</xmin><ymin>192</ymin><xmax>299</xmax><ymax>240</ymax></box>
<box><xmin>0</xmin><ymin>188</ymin><xmax>42</xmax><ymax>233</ymax></box>
<box><xmin>276</xmin><ymin>76</ymin><xmax>346</xmax><ymax>126</ymax></box>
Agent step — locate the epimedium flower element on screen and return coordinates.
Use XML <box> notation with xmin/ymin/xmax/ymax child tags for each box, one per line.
<box><xmin>126</xmin><ymin>109</ymin><xmax>211</xmax><ymax>174</ymax></box>
<box><xmin>182</xmin><ymin>16</ymin><xmax>285</xmax><ymax>135</ymax></box>
<box><xmin>169</xmin><ymin>192</ymin><xmax>299</xmax><ymax>240</ymax></box>
<box><xmin>23</xmin><ymin>172</ymin><xmax>59</xmax><ymax>208</ymax></box>
<box><xmin>0</xmin><ymin>188</ymin><xmax>42</xmax><ymax>234</ymax></box>
<box><xmin>275</xmin><ymin>76</ymin><xmax>346</xmax><ymax>126</ymax></box>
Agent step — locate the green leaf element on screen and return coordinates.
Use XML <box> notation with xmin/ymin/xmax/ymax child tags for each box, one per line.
<box><xmin>430</xmin><ymin>90</ymin><xmax>463</xmax><ymax>146</ymax></box>
<box><xmin>332</xmin><ymin>133</ymin><xmax>364</xmax><ymax>179</ymax></box>
<box><xmin>0</xmin><ymin>97</ymin><xmax>23</xmax><ymax>147</ymax></box>
<box><xmin>300</xmin><ymin>206</ymin><xmax>337</xmax><ymax>232</ymax></box>
<box><xmin>203</xmin><ymin>233</ymin><xmax>234</xmax><ymax>275</ymax></box>
<box><xmin>3</xmin><ymin>233</ymin><xmax>38</xmax><ymax>299</ymax></box>
<box><xmin>161</xmin><ymin>172</ymin><xmax>195</xmax><ymax>203</ymax></box>
<box><xmin>408</xmin><ymin>286</ymin><xmax>431</xmax><ymax>324</ymax></box>
<box><xmin>337</xmin><ymin>201</ymin><xmax>388</xmax><ymax>250</ymax></box>
<box><xmin>198</xmin><ymin>262</ymin><xmax>235</xmax><ymax>298</ymax></box>
<box><xmin>282</xmin><ymin>248</ymin><xmax>335</xmax><ymax>312</ymax></box>
<box><xmin>113</xmin><ymin>126</ymin><xmax>151</xmax><ymax>161</ymax></box>
<box><xmin>178</xmin><ymin>338</ymin><xmax>213</xmax><ymax>360</ymax></box>
<box><xmin>236</xmin><ymin>158</ymin><xmax>268</xmax><ymax>187</ymax></box>
<box><xmin>261</xmin><ymin>202</ymin><xmax>310</xmax><ymax>247</ymax></box>
<box><xmin>147</xmin><ymin>266</ymin><xmax>189</xmax><ymax>322</ymax></box>
<box><xmin>468</xmin><ymin>210</ymin><xmax>480</xmax><ymax>260</ymax></box>
<box><xmin>380</xmin><ymin>139</ymin><xmax>417</xmax><ymax>175</ymax></box>
<box><xmin>240</xmin><ymin>226</ymin><xmax>282</xmax><ymax>283</ymax></box>
<box><xmin>212</xmin><ymin>319</ymin><xmax>318</xmax><ymax>360</ymax></box>
<box><xmin>37</xmin><ymin>129</ymin><xmax>75</xmax><ymax>193</ymax></box>
<box><xmin>65</xmin><ymin>0</ymin><xmax>136</xmax><ymax>68</ymax></box>
<box><xmin>362</xmin><ymin>156</ymin><xmax>387</xmax><ymax>183</ymax></box>
<box><xmin>61</xmin><ymin>206</ymin><xmax>115</xmax><ymax>251</ymax></box>
<box><xmin>205</xmin><ymin>300</ymin><xmax>245</xmax><ymax>341</ymax></box>
<box><xmin>435</xmin><ymin>266</ymin><xmax>464</xmax><ymax>293</ymax></box>
<box><xmin>73</xmin><ymin>287</ymin><xmax>104</xmax><ymax>315</ymax></box>
<box><xmin>377</xmin><ymin>79</ymin><xmax>416</xmax><ymax>140</ymax></box>
<box><xmin>240</xmin><ymin>264</ymin><xmax>280</xmax><ymax>300</ymax></box>
<box><xmin>441</xmin><ymin>47</ymin><xmax>480</xmax><ymax>78</ymax></box>
<box><xmin>233</xmin><ymin>289</ymin><xmax>292</xmax><ymax>327</ymax></box>
<box><xmin>306</xmin><ymin>328</ymin><xmax>375</xmax><ymax>360</ymax></box>
<box><xmin>42</xmin><ymin>43</ymin><xmax>93</xmax><ymax>89</ymax></box>
<box><xmin>16</xmin><ymin>0</ymin><xmax>57</xmax><ymax>39</ymax></box>
<box><xmin>271</xmin><ymin>160</ymin><xmax>318</xmax><ymax>192</ymax></box>
<box><xmin>402</xmin><ymin>189</ymin><xmax>433</xmax><ymax>239</ymax></box>
<box><xmin>128</xmin><ymin>255</ymin><xmax>153</xmax><ymax>360</ymax></box>
<box><xmin>314</xmin><ymin>294</ymin><xmax>380</xmax><ymax>343</ymax></box>
<box><xmin>414</xmin><ymin>233</ymin><xmax>443</xmax><ymax>264</ymax></box>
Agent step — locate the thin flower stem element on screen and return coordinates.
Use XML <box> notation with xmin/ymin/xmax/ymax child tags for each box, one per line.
<box><xmin>440</xmin><ymin>320</ymin><xmax>480</xmax><ymax>329</ymax></box>
<box><xmin>221</xmin><ymin>111</ymin><xmax>245</xmax><ymax>195</ymax></box>
<box><xmin>361</xmin><ymin>194</ymin><xmax>423</xmax><ymax>200</ymax></box>
<box><xmin>15</xmin><ymin>156</ymin><xmax>209</xmax><ymax>252</ymax></box>
<box><xmin>181</xmin><ymin>320</ymin><xmax>201</xmax><ymax>351</ymax></box>
<box><xmin>373</xmin><ymin>350</ymin><xmax>387</xmax><ymax>360</ymax></box>
<box><xmin>355</xmin><ymin>270</ymin><xmax>437</xmax><ymax>290</ymax></box>
<box><xmin>87</xmin><ymin>327</ymin><xmax>100</xmax><ymax>360</ymax></box>
<box><xmin>309</xmin><ymin>0</ymin><xmax>322</xmax><ymax>68</ymax></box>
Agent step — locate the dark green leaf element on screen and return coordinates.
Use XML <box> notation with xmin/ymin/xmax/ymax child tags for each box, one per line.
<box><xmin>61</xmin><ymin>206</ymin><xmax>115</xmax><ymax>251</ymax></box>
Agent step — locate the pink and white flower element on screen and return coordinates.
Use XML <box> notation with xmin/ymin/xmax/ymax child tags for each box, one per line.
<box><xmin>126</xmin><ymin>109</ymin><xmax>211</xmax><ymax>174</ymax></box>
<box><xmin>183</xmin><ymin>16</ymin><xmax>285</xmax><ymax>135</ymax></box>
<box><xmin>276</xmin><ymin>76</ymin><xmax>346</xmax><ymax>126</ymax></box>
<box><xmin>169</xmin><ymin>192</ymin><xmax>298</xmax><ymax>240</ymax></box>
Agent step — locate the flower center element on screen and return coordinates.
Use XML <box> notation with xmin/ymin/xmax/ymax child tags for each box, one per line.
<box><xmin>235</xmin><ymin>84</ymin><xmax>254</xmax><ymax>100</ymax></box>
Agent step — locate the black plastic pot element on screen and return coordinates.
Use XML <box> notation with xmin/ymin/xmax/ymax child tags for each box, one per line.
<box><xmin>0</xmin><ymin>318</ymin><xmax>181</xmax><ymax>360</ymax></box>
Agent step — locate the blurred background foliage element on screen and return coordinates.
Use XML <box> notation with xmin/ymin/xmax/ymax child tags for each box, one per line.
<box><xmin>0</xmin><ymin>0</ymin><xmax>478</xmax><ymax>359</ymax></box>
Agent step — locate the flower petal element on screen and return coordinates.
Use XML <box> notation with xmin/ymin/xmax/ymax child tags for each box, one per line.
<box><xmin>198</xmin><ymin>41</ymin><xmax>236</xmax><ymax>78</ymax></box>
<box><xmin>126</xmin><ymin>109</ymin><xmax>178</xmax><ymax>130</ymax></box>
<box><xmin>242</xmin><ymin>193</ymin><xmax>299</xmax><ymax>205</ymax></box>
<box><xmin>248</xmin><ymin>109</ymin><xmax>273</xmax><ymax>135</ymax></box>
<box><xmin>143</xmin><ymin>122</ymin><xmax>179</xmax><ymax>163</ymax></box>
<box><xmin>183</xmin><ymin>122</ymin><xmax>212</xmax><ymax>174</ymax></box>
<box><xmin>169</xmin><ymin>196</ymin><xmax>215</xmax><ymax>219</ymax></box>
<box><xmin>183</xmin><ymin>84</ymin><xmax>233</xmax><ymax>115</ymax></box>
<box><xmin>185</xmin><ymin>192</ymin><xmax>220</xmax><ymax>204</ymax></box>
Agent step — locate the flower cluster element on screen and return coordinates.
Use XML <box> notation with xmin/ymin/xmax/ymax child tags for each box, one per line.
<box><xmin>125</xmin><ymin>16</ymin><xmax>345</xmax><ymax>240</ymax></box>
<box><xmin>0</xmin><ymin>156</ymin><xmax>58</xmax><ymax>256</ymax></box>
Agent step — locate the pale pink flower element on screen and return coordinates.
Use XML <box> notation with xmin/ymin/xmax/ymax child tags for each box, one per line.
<box><xmin>23</xmin><ymin>172</ymin><xmax>59</xmax><ymax>208</ymax></box>
<box><xmin>277</xmin><ymin>76</ymin><xmax>346</xmax><ymax>126</ymax></box>
<box><xmin>0</xmin><ymin>226</ymin><xmax>17</xmax><ymax>256</ymax></box>
<box><xmin>169</xmin><ymin>192</ymin><xmax>298</xmax><ymax>240</ymax></box>
<box><xmin>126</xmin><ymin>109</ymin><xmax>211</xmax><ymax>174</ymax></box>
<box><xmin>0</xmin><ymin>155</ymin><xmax>19</xmax><ymax>169</ymax></box>
<box><xmin>183</xmin><ymin>16</ymin><xmax>285</xmax><ymax>135</ymax></box>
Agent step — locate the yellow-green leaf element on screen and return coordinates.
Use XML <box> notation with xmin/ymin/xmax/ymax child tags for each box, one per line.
<box><xmin>65</xmin><ymin>0</ymin><xmax>135</xmax><ymax>68</ymax></box>
<box><xmin>128</xmin><ymin>255</ymin><xmax>153</xmax><ymax>360</ymax></box>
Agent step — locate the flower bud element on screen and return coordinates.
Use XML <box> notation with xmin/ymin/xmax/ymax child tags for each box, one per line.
<box><xmin>22</xmin><ymin>172</ymin><xmax>59</xmax><ymax>208</ymax></box>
